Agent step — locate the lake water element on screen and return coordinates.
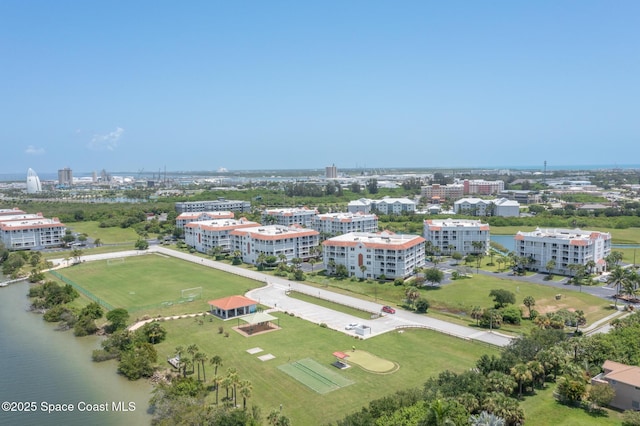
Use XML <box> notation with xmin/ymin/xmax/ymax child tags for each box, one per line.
<box><xmin>0</xmin><ymin>281</ymin><xmax>152</xmax><ymax>426</ymax></box>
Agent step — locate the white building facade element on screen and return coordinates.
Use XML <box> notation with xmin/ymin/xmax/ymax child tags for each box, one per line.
<box><xmin>424</xmin><ymin>219</ymin><xmax>490</xmax><ymax>255</ymax></box>
<box><xmin>454</xmin><ymin>197</ymin><xmax>520</xmax><ymax>217</ymax></box>
<box><xmin>0</xmin><ymin>212</ymin><xmax>66</xmax><ymax>250</ymax></box>
<box><xmin>175</xmin><ymin>199</ymin><xmax>251</xmax><ymax>214</ymax></box>
<box><xmin>261</xmin><ymin>207</ymin><xmax>318</xmax><ymax>227</ymax></box>
<box><xmin>514</xmin><ymin>228</ymin><xmax>611</xmax><ymax>276</ymax></box>
<box><xmin>312</xmin><ymin>212</ymin><xmax>378</xmax><ymax>237</ymax></box>
<box><xmin>175</xmin><ymin>211</ymin><xmax>235</xmax><ymax>229</ymax></box>
<box><xmin>230</xmin><ymin>225</ymin><xmax>320</xmax><ymax>265</ymax></box>
<box><xmin>184</xmin><ymin>218</ymin><xmax>260</xmax><ymax>254</ymax></box>
<box><xmin>323</xmin><ymin>231</ymin><xmax>425</xmax><ymax>280</ymax></box>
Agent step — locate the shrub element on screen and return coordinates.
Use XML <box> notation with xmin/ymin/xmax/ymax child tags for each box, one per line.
<box><xmin>501</xmin><ymin>305</ymin><xmax>522</xmax><ymax>325</ymax></box>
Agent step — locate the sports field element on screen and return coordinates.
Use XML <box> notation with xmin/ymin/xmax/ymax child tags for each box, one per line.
<box><xmin>49</xmin><ymin>253</ymin><xmax>265</xmax><ymax>316</ymax></box>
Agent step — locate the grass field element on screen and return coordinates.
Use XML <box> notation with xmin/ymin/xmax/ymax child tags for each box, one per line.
<box><xmin>519</xmin><ymin>383</ymin><xmax>623</xmax><ymax>425</ymax></box>
<box><xmin>155</xmin><ymin>313</ymin><xmax>496</xmax><ymax>425</ymax></box>
<box><xmin>49</xmin><ymin>254</ymin><xmax>265</xmax><ymax>317</ymax></box>
<box><xmin>66</xmin><ymin>221</ymin><xmax>144</xmax><ymax>244</ymax></box>
<box><xmin>287</xmin><ymin>291</ymin><xmax>374</xmax><ymax>320</ymax></box>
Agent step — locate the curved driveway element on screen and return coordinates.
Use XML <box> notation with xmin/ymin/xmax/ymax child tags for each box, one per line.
<box><xmin>51</xmin><ymin>247</ymin><xmax>513</xmax><ymax>347</ymax></box>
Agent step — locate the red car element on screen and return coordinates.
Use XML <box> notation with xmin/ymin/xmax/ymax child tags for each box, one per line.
<box><xmin>382</xmin><ymin>305</ymin><xmax>396</xmax><ymax>314</ymax></box>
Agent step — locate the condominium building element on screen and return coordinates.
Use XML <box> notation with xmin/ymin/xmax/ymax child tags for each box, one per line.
<box><xmin>454</xmin><ymin>198</ymin><xmax>493</xmax><ymax>216</ymax></box>
<box><xmin>323</xmin><ymin>231</ymin><xmax>425</xmax><ymax>280</ymax></box>
<box><xmin>463</xmin><ymin>179</ymin><xmax>505</xmax><ymax>195</ymax></box>
<box><xmin>325</xmin><ymin>164</ymin><xmax>338</xmax><ymax>179</ymax></box>
<box><xmin>230</xmin><ymin>225</ymin><xmax>320</xmax><ymax>265</ymax></box>
<box><xmin>261</xmin><ymin>207</ymin><xmax>318</xmax><ymax>227</ymax></box>
<box><xmin>312</xmin><ymin>212</ymin><xmax>378</xmax><ymax>237</ymax></box>
<box><xmin>175</xmin><ymin>199</ymin><xmax>251</xmax><ymax>214</ymax></box>
<box><xmin>0</xmin><ymin>212</ymin><xmax>66</xmax><ymax>250</ymax></box>
<box><xmin>514</xmin><ymin>228</ymin><xmax>611</xmax><ymax>275</ymax></box>
<box><xmin>58</xmin><ymin>167</ymin><xmax>73</xmax><ymax>186</ymax></box>
<box><xmin>175</xmin><ymin>211</ymin><xmax>235</xmax><ymax>229</ymax></box>
<box><xmin>420</xmin><ymin>184</ymin><xmax>464</xmax><ymax>202</ymax></box>
<box><xmin>348</xmin><ymin>197</ymin><xmax>416</xmax><ymax>215</ymax></box>
<box><xmin>424</xmin><ymin>219</ymin><xmax>490</xmax><ymax>255</ymax></box>
<box><xmin>184</xmin><ymin>218</ymin><xmax>260</xmax><ymax>254</ymax></box>
<box><xmin>454</xmin><ymin>197</ymin><xmax>520</xmax><ymax>217</ymax></box>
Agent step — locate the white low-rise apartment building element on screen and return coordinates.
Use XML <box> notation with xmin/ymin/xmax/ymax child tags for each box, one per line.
<box><xmin>514</xmin><ymin>228</ymin><xmax>611</xmax><ymax>275</ymax></box>
<box><xmin>424</xmin><ymin>219</ymin><xmax>490</xmax><ymax>255</ymax></box>
<box><xmin>261</xmin><ymin>207</ymin><xmax>318</xmax><ymax>227</ymax></box>
<box><xmin>230</xmin><ymin>225</ymin><xmax>320</xmax><ymax>265</ymax></box>
<box><xmin>175</xmin><ymin>199</ymin><xmax>251</xmax><ymax>214</ymax></box>
<box><xmin>175</xmin><ymin>211</ymin><xmax>235</xmax><ymax>229</ymax></box>
<box><xmin>323</xmin><ymin>231</ymin><xmax>425</xmax><ymax>280</ymax></box>
<box><xmin>454</xmin><ymin>197</ymin><xmax>520</xmax><ymax>217</ymax></box>
<box><xmin>184</xmin><ymin>218</ymin><xmax>260</xmax><ymax>254</ymax></box>
<box><xmin>347</xmin><ymin>197</ymin><xmax>416</xmax><ymax>215</ymax></box>
<box><xmin>312</xmin><ymin>212</ymin><xmax>378</xmax><ymax>237</ymax></box>
<box><xmin>0</xmin><ymin>212</ymin><xmax>66</xmax><ymax>250</ymax></box>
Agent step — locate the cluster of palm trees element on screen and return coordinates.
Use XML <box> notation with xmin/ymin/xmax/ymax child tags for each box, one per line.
<box><xmin>607</xmin><ymin>265</ymin><xmax>640</xmax><ymax>306</ymax></box>
<box><xmin>172</xmin><ymin>345</ymin><xmax>252</xmax><ymax>408</ymax></box>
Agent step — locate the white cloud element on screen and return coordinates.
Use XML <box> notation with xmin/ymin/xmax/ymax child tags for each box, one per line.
<box><xmin>88</xmin><ymin>127</ymin><xmax>124</xmax><ymax>151</ymax></box>
<box><xmin>25</xmin><ymin>145</ymin><xmax>45</xmax><ymax>155</ymax></box>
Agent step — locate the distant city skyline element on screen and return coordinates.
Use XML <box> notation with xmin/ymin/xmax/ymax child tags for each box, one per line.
<box><xmin>2</xmin><ymin>1</ymin><xmax>639</xmax><ymax>174</ymax></box>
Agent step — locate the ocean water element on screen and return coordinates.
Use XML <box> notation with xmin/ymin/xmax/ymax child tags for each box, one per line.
<box><xmin>0</xmin><ymin>282</ymin><xmax>152</xmax><ymax>426</ymax></box>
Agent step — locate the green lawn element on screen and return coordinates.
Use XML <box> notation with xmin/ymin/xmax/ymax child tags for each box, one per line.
<box><xmin>155</xmin><ymin>313</ymin><xmax>496</xmax><ymax>425</ymax></box>
<box><xmin>304</xmin><ymin>270</ymin><xmax>611</xmax><ymax>334</ymax></box>
<box><xmin>420</xmin><ymin>273</ymin><xmax>612</xmax><ymax>332</ymax></box>
<box><xmin>287</xmin><ymin>291</ymin><xmax>375</xmax><ymax>320</ymax></box>
<box><xmin>48</xmin><ymin>254</ymin><xmax>264</xmax><ymax>318</ymax></box>
<box><xmin>519</xmin><ymin>383</ymin><xmax>623</xmax><ymax>425</ymax></box>
<box><xmin>66</xmin><ymin>221</ymin><xmax>144</xmax><ymax>244</ymax></box>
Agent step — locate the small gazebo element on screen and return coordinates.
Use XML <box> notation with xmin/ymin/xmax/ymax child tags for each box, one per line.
<box><xmin>236</xmin><ymin>311</ymin><xmax>280</xmax><ymax>335</ymax></box>
<box><xmin>208</xmin><ymin>295</ymin><xmax>257</xmax><ymax>319</ymax></box>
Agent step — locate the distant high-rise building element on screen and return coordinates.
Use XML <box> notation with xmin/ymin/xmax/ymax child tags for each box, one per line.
<box><xmin>325</xmin><ymin>164</ymin><xmax>337</xmax><ymax>179</ymax></box>
<box><xmin>58</xmin><ymin>167</ymin><xmax>73</xmax><ymax>186</ymax></box>
<box><xmin>26</xmin><ymin>168</ymin><xmax>42</xmax><ymax>193</ymax></box>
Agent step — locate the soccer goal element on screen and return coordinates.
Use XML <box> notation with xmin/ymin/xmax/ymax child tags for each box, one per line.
<box><xmin>180</xmin><ymin>287</ymin><xmax>203</xmax><ymax>301</ymax></box>
<box><xmin>107</xmin><ymin>258</ymin><xmax>125</xmax><ymax>266</ymax></box>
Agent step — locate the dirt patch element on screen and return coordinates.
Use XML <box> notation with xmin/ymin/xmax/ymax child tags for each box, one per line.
<box><xmin>232</xmin><ymin>323</ymin><xmax>281</xmax><ymax>337</ymax></box>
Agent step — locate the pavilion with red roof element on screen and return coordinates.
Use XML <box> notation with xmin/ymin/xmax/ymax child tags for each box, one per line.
<box><xmin>207</xmin><ymin>295</ymin><xmax>258</xmax><ymax>319</ymax></box>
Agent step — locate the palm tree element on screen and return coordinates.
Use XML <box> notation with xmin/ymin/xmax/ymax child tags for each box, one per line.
<box><xmin>428</xmin><ymin>399</ymin><xmax>456</xmax><ymax>426</ymax></box>
<box><xmin>585</xmin><ymin>260</ymin><xmax>596</xmax><ymax>275</ymax></box>
<box><xmin>545</xmin><ymin>259</ymin><xmax>556</xmax><ymax>276</ymax></box>
<box><xmin>404</xmin><ymin>286</ymin><xmax>420</xmax><ymax>308</ymax></box>
<box><xmin>496</xmin><ymin>255</ymin><xmax>505</xmax><ymax>272</ymax></box>
<box><xmin>469</xmin><ymin>411</ymin><xmax>506</xmax><ymax>426</ymax></box>
<box><xmin>309</xmin><ymin>257</ymin><xmax>317</xmax><ymax>272</ymax></box>
<box><xmin>210</xmin><ymin>355</ymin><xmax>223</xmax><ymax>376</ymax></box>
<box><xmin>227</xmin><ymin>367</ymin><xmax>239</xmax><ymax>406</ymax></box>
<box><xmin>523</xmin><ymin>295</ymin><xmax>536</xmax><ymax>318</ymax></box>
<box><xmin>94</xmin><ymin>238</ymin><xmax>102</xmax><ymax>247</ymax></box>
<box><xmin>239</xmin><ymin>379</ymin><xmax>253</xmax><ymax>409</ymax></box>
<box><xmin>471</xmin><ymin>240</ymin><xmax>485</xmax><ymax>255</ymax></box>
<box><xmin>221</xmin><ymin>375</ymin><xmax>232</xmax><ymax>403</ymax></box>
<box><xmin>257</xmin><ymin>252</ymin><xmax>267</xmax><ymax>269</ymax></box>
<box><xmin>510</xmin><ymin>363</ymin><xmax>532</xmax><ymax>397</ymax></box>
<box><xmin>193</xmin><ymin>352</ymin><xmax>204</xmax><ymax>381</ymax></box>
<box><xmin>181</xmin><ymin>358</ymin><xmax>192</xmax><ymax>378</ymax></box>
<box><xmin>607</xmin><ymin>266</ymin><xmax>627</xmax><ymax>307</ymax></box>
<box><xmin>187</xmin><ymin>344</ymin><xmax>199</xmax><ymax>373</ymax></box>
<box><xmin>527</xmin><ymin>360</ymin><xmax>545</xmax><ymax>389</ymax></box>
<box><xmin>211</xmin><ymin>375</ymin><xmax>222</xmax><ymax>405</ymax></box>
<box><xmin>471</xmin><ymin>306</ymin><xmax>483</xmax><ymax>326</ymax></box>
<box><xmin>536</xmin><ymin>346</ymin><xmax>566</xmax><ymax>381</ymax></box>
<box><xmin>486</xmin><ymin>371</ymin><xmax>516</xmax><ymax>395</ymax></box>
<box><xmin>359</xmin><ymin>264</ymin><xmax>367</xmax><ymax>278</ymax></box>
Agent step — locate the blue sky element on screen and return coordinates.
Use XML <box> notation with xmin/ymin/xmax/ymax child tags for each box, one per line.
<box><xmin>1</xmin><ymin>1</ymin><xmax>639</xmax><ymax>174</ymax></box>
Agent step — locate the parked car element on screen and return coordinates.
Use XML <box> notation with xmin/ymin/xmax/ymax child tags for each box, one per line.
<box><xmin>381</xmin><ymin>305</ymin><xmax>396</xmax><ymax>314</ymax></box>
<box><xmin>345</xmin><ymin>322</ymin><xmax>359</xmax><ymax>330</ymax></box>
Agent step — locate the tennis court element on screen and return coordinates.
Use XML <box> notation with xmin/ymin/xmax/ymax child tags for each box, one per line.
<box><xmin>278</xmin><ymin>358</ymin><xmax>354</xmax><ymax>394</ymax></box>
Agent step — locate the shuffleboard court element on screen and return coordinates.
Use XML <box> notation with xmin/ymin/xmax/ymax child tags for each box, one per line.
<box><xmin>278</xmin><ymin>358</ymin><xmax>354</xmax><ymax>394</ymax></box>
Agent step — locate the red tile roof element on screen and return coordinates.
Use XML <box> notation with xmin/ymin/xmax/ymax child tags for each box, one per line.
<box><xmin>207</xmin><ymin>295</ymin><xmax>257</xmax><ymax>310</ymax></box>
